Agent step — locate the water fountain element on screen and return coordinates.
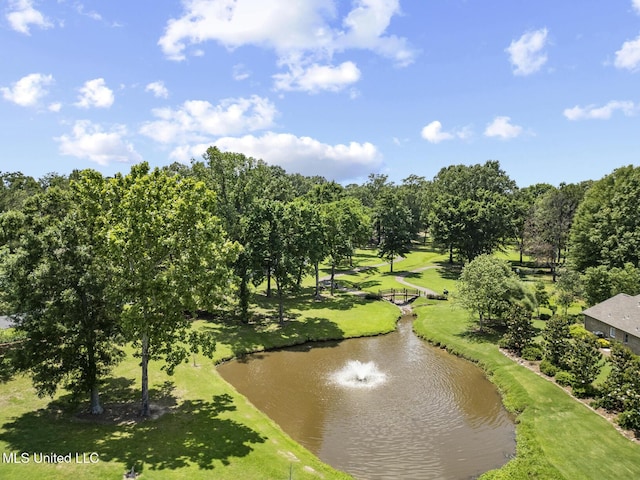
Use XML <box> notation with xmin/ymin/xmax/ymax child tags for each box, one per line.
<box><xmin>331</xmin><ymin>360</ymin><xmax>387</xmax><ymax>388</ymax></box>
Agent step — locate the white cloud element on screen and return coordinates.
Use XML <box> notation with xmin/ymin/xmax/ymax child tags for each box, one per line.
<box><xmin>336</xmin><ymin>0</ymin><xmax>415</xmax><ymax>67</ymax></box>
<box><xmin>506</xmin><ymin>28</ymin><xmax>549</xmax><ymax>76</ymax></box>
<box><xmin>614</xmin><ymin>34</ymin><xmax>640</xmax><ymax>71</ymax></box>
<box><xmin>74</xmin><ymin>3</ymin><xmax>102</xmax><ymax>21</ymax></box>
<box><xmin>145</xmin><ymin>81</ymin><xmax>169</xmax><ymax>98</ymax></box>
<box><xmin>421</xmin><ymin>121</ymin><xmax>453</xmax><ymax>143</ymax></box>
<box><xmin>48</xmin><ymin>102</ymin><xmax>62</xmax><ymax>112</ymax></box>
<box><xmin>207</xmin><ymin>132</ymin><xmax>382</xmax><ymax>181</ymax></box>
<box><xmin>273</xmin><ymin>61</ymin><xmax>361</xmax><ymax>93</ymax></box>
<box><xmin>563</xmin><ymin>100</ymin><xmax>637</xmax><ymax>120</ymax></box>
<box><xmin>484</xmin><ymin>116</ymin><xmax>523</xmax><ymax>139</ymax></box>
<box><xmin>420</xmin><ymin>121</ymin><xmax>471</xmax><ymax>143</ymax></box>
<box><xmin>75</xmin><ymin>78</ymin><xmax>114</xmax><ymax>108</ymax></box>
<box><xmin>1</xmin><ymin>72</ymin><xmax>53</xmax><ymax>107</ymax></box>
<box><xmin>157</xmin><ymin>0</ymin><xmax>415</xmax><ymax>91</ymax></box>
<box><xmin>55</xmin><ymin>120</ymin><xmax>142</xmax><ymax>165</ymax></box>
<box><xmin>232</xmin><ymin>64</ymin><xmax>251</xmax><ymax>81</ymax></box>
<box><xmin>139</xmin><ymin>95</ymin><xmax>278</xmax><ymax>144</ymax></box>
<box><xmin>6</xmin><ymin>0</ymin><xmax>52</xmax><ymax>35</ymax></box>
<box><xmin>634</xmin><ymin>0</ymin><xmax>640</xmax><ymax>14</ymax></box>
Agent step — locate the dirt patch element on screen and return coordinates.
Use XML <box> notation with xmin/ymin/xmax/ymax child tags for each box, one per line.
<box><xmin>500</xmin><ymin>348</ymin><xmax>639</xmax><ymax>444</ymax></box>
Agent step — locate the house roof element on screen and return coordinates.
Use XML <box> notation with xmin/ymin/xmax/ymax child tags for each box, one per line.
<box><xmin>583</xmin><ymin>293</ymin><xmax>640</xmax><ymax>335</ymax></box>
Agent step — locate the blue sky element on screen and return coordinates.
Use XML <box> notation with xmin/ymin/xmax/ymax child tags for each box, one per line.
<box><xmin>1</xmin><ymin>0</ymin><xmax>639</xmax><ymax>187</ymax></box>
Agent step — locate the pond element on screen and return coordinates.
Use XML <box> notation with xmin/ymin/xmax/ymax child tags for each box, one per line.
<box><xmin>217</xmin><ymin>315</ymin><xmax>516</xmax><ymax>479</ymax></box>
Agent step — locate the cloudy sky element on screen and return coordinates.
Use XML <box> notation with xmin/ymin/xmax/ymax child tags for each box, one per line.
<box><xmin>1</xmin><ymin>0</ymin><xmax>639</xmax><ymax>187</ymax></box>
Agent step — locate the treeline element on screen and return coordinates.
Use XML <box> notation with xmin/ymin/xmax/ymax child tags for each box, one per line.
<box><xmin>2</xmin><ymin>150</ymin><xmax>640</xmax><ymax>415</ymax></box>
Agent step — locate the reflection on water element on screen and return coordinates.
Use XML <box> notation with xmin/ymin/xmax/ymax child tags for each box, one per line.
<box><xmin>217</xmin><ymin>316</ymin><xmax>515</xmax><ymax>480</ymax></box>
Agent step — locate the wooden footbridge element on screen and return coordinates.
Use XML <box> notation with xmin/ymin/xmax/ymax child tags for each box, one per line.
<box><xmin>378</xmin><ymin>288</ymin><xmax>421</xmax><ymax>303</ymax></box>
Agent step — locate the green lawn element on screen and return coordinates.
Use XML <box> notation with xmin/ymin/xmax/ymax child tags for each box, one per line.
<box><xmin>0</xmin><ymin>292</ymin><xmax>398</xmax><ymax>480</ymax></box>
<box><xmin>408</xmin><ymin>266</ymin><xmax>640</xmax><ymax>480</ymax></box>
<box><xmin>2</xmin><ymin>243</ymin><xmax>638</xmax><ymax>480</ymax></box>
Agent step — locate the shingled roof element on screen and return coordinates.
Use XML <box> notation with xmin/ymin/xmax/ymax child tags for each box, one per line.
<box><xmin>583</xmin><ymin>293</ymin><xmax>640</xmax><ymax>335</ymax></box>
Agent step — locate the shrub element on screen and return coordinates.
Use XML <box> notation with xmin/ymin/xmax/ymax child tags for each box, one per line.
<box><xmin>573</xmin><ymin>384</ymin><xmax>599</xmax><ymax>399</ymax></box>
<box><xmin>539</xmin><ymin>359</ymin><xmax>558</xmax><ymax>377</ymax></box>
<box><xmin>618</xmin><ymin>409</ymin><xmax>640</xmax><ymax>433</ymax></box>
<box><xmin>597</xmin><ymin>338</ymin><xmax>611</xmax><ymax>349</ymax></box>
<box><xmin>555</xmin><ymin>371</ymin><xmax>575</xmax><ymax>387</ymax></box>
<box><xmin>522</xmin><ymin>345</ymin><xmax>543</xmax><ymax>361</ymax></box>
<box><xmin>424</xmin><ymin>293</ymin><xmax>447</xmax><ymax>301</ymax></box>
<box><xmin>569</xmin><ymin>323</ymin><xmax>593</xmax><ymax>340</ymax></box>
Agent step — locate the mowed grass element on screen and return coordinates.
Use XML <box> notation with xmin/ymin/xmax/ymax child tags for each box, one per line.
<box><xmin>0</xmin><ymin>291</ymin><xmax>398</xmax><ymax>480</ymax></box>
<box><xmin>406</xmin><ymin>259</ymin><xmax>640</xmax><ymax>479</ymax></box>
<box><xmin>2</xmin><ymin>242</ymin><xmax>638</xmax><ymax>480</ymax></box>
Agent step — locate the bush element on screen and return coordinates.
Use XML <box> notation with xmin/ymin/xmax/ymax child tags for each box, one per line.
<box><xmin>573</xmin><ymin>384</ymin><xmax>598</xmax><ymax>399</ymax></box>
<box><xmin>597</xmin><ymin>338</ymin><xmax>611</xmax><ymax>349</ymax></box>
<box><xmin>569</xmin><ymin>323</ymin><xmax>593</xmax><ymax>340</ymax></box>
<box><xmin>364</xmin><ymin>292</ymin><xmax>382</xmax><ymax>300</ymax></box>
<box><xmin>539</xmin><ymin>359</ymin><xmax>558</xmax><ymax>377</ymax></box>
<box><xmin>539</xmin><ymin>313</ymin><xmax>551</xmax><ymax>320</ymax></box>
<box><xmin>424</xmin><ymin>293</ymin><xmax>447</xmax><ymax>300</ymax></box>
<box><xmin>618</xmin><ymin>409</ymin><xmax>640</xmax><ymax>432</ymax></box>
<box><xmin>555</xmin><ymin>371</ymin><xmax>575</xmax><ymax>387</ymax></box>
<box><xmin>522</xmin><ymin>345</ymin><xmax>543</xmax><ymax>361</ymax></box>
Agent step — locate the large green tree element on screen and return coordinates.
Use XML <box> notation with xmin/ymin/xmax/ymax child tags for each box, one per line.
<box><xmin>570</xmin><ymin>165</ymin><xmax>640</xmax><ymax>271</ymax></box>
<box><xmin>321</xmin><ymin>198</ymin><xmax>370</xmax><ymax>295</ymax></box>
<box><xmin>246</xmin><ymin>200</ymin><xmax>315</xmax><ymax>323</ymax></box>
<box><xmin>525</xmin><ymin>183</ymin><xmax>588</xmax><ymax>281</ymax></box>
<box><xmin>0</xmin><ymin>171</ymin><xmax>122</xmax><ymax>414</ymax></box>
<box><xmin>376</xmin><ymin>190</ymin><xmax>413</xmax><ymax>272</ymax></box>
<box><xmin>107</xmin><ymin>164</ymin><xmax>238</xmax><ymax>417</ymax></box>
<box><xmin>457</xmin><ymin>254</ymin><xmax>523</xmax><ymax>331</ymax></box>
<box><xmin>582</xmin><ymin>263</ymin><xmax>640</xmax><ymax>306</ymax></box>
<box><xmin>429</xmin><ymin>161</ymin><xmax>516</xmax><ymax>263</ymax></box>
<box><xmin>0</xmin><ymin>171</ymin><xmax>42</xmax><ymax>212</ymax></box>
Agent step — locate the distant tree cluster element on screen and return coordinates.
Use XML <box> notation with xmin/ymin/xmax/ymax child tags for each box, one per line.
<box><xmin>3</xmin><ymin>150</ymin><xmax>640</xmax><ymax>417</ymax></box>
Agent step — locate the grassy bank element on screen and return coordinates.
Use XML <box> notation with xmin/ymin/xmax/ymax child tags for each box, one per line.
<box><xmin>0</xmin><ymin>291</ymin><xmax>398</xmax><ymax>480</ymax></box>
<box><xmin>411</xmin><ymin>281</ymin><xmax>640</xmax><ymax>479</ymax></box>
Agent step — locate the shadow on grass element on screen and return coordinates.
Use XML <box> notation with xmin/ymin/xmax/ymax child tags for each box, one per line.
<box><xmin>0</xmin><ymin>388</ymin><xmax>265</xmax><ymax>473</ymax></box>
<box><xmin>456</xmin><ymin>323</ymin><xmax>506</xmax><ymax>344</ymax></box>
<box><xmin>434</xmin><ymin>261</ymin><xmax>462</xmax><ymax>281</ymax></box>
<box><xmin>202</xmin><ymin>311</ymin><xmax>345</xmax><ymax>358</ymax></box>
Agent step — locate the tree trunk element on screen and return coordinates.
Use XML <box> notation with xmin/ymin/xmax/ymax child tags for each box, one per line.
<box><xmin>277</xmin><ymin>286</ymin><xmax>284</xmax><ymax>325</ymax></box>
<box><xmin>140</xmin><ymin>332</ymin><xmax>150</xmax><ymax>417</ymax></box>
<box><xmin>519</xmin><ymin>243</ymin><xmax>523</xmax><ymax>265</ymax></box>
<box><xmin>239</xmin><ymin>273</ymin><xmax>250</xmax><ymax>323</ymax></box>
<box><xmin>390</xmin><ymin>257</ymin><xmax>394</xmax><ymax>273</ymax></box>
<box><xmin>266</xmin><ymin>268</ymin><xmax>272</xmax><ymax>297</ymax></box>
<box><xmin>314</xmin><ymin>262</ymin><xmax>319</xmax><ymax>297</ymax></box>
<box><xmin>296</xmin><ymin>264</ymin><xmax>303</xmax><ymax>286</ymax></box>
<box><xmin>449</xmin><ymin>245</ymin><xmax>453</xmax><ymax>264</ymax></box>
<box><xmin>90</xmin><ymin>384</ymin><xmax>103</xmax><ymax>415</ymax></box>
<box><xmin>330</xmin><ymin>262</ymin><xmax>336</xmax><ymax>296</ymax></box>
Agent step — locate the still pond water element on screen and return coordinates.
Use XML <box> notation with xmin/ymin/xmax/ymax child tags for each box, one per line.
<box><xmin>217</xmin><ymin>316</ymin><xmax>516</xmax><ymax>479</ymax></box>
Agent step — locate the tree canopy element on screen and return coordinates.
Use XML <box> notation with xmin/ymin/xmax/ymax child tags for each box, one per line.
<box><xmin>107</xmin><ymin>164</ymin><xmax>239</xmax><ymax>416</ymax></box>
<box><xmin>428</xmin><ymin>161</ymin><xmax>516</xmax><ymax>263</ymax></box>
<box><xmin>456</xmin><ymin>254</ymin><xmax>523</xmax><ymax>331</ymax></box>
<box><xmin>570</xmin><ymin>165</ymin><xmax>640</xmax><ymax>271</ymax></box>
<box><xmin>0</xmin><ymin>171</ymin><xmax>122</xmax><ymax>414</ymax></box>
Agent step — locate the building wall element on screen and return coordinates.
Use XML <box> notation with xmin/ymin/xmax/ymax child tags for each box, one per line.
<box><xmin>584</xmin><ymin>315</ymin><xmax>640</xmax><ymax>355</ymax></box>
